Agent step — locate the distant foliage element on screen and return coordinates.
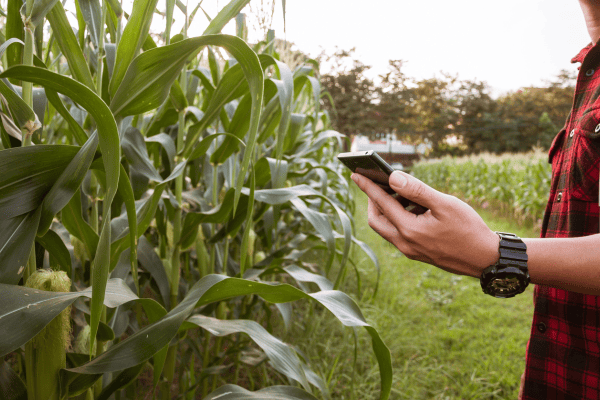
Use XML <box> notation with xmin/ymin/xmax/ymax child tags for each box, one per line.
<box><xmin>413</xmin><ymin>151</ymin><xmax>551</xmax><ymax>225</ymax></box>
<box><xmin>320</xmin><ymin>49</ymin><xmax>576</xmax><ymax>156</ymax></box>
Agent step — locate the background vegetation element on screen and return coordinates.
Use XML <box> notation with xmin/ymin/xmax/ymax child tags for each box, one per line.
<box><xmin>413</xmin><ymin>149</ymin><xmax>551</xmax><ymax>227</ymax></box>
<box><xmin>320</xmin><ymin>49</ymin><xmax>574</xmax><ymax>156</ymax></box>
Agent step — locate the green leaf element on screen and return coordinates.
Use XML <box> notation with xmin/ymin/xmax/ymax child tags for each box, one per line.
<box><xmin>145</xmin><ymin>132</ymin><xmax>176</xmax><ymax>170</ymax></box>
<box><xmin>169</xmin><ymin>80</ymin><xmax>188</xmax><ymax>112</ymax></box>
<box><xmin>0</xmin><ymin>361</ymin><xmax>27</xmax><ymax>400</ymax></box>
<box><xmin>239</xmin><ymin>168</ymin><xmax>255</xmax><ymax>275</ymax></box>
<box><xmin>179</xmin><ymin>188</ymin><xmax>235</xmax><ymax>249</ymax></box>
<box><xmin>110</xmin><ymin>35</ymin><xmax>263</xmax><ymax>137</ymax></box>
<box><xmin>0</xmin><ymin>79</ymin><xmax>39</xmax><ymax>133</ymax></box>
<box><xmin>188</xmin><ymin>132</ymin><xmax>246</xmax><ymax>162</ymax></box>
<box><xmin>78</xmin><ymin>0</ymin><xmax>102</xmax><ymax>47</ymax></box>
<box><xmin>0</xmin><ymin>208</ymin><xmax>41</xmax><ymax>284</ymax></box>
<box><xmin>37</xmin><ymin>131</ymin><xmax>99</xmax><ymax>236</ymax></box>
<box><xmin>45</xmin><ymin>89</ymin><xmax>88</xmax><ymax>145</ymax></box>
<box><xmin>28</xmin><ymin>0</ymin><xmax>60</xmax><ymax>27</ymax></box>
<box><xmin>96</xmin><ymin>363</ymin><xmax>145</xmax><ymax>400</ymax></box>
<box><xmin>65</xmin><ymin>275</ymin><xmax>392</xmax><ymax>400</ymax></box>
<box><xmin>122</xmin><ymin>127</ymin><xmax>162</xmax><ymax>181</ymax></box>
<box><xmin>62</xmin><ymin>189</ymin><xmax>99</xmax><ymax>259</ymax></box>
<box><xmin>5</xmin><ymin>0</ymin><xmax>24</xmax><ymax>71</ymax></box>
<box><xmin>137</xmin><ymin>236</ymin><xmax>170</xmax><ymax>309</ymax></box>
<box><xmin>36</xmin><ymin>228</ymin><xmax>72</xmax><ymax>275</ymax></box>
<box><xmin>108</xmin><ymin>0</ymin><xmax>160</xmax><ymax>97</ymax></box>
<box><xmin>184</xmin><ymin>315</ymin><xmax>315</xmax><ymax>391</ymax></box>
<box><xmin>0</xmin><ymin>144</ymin><xmax>80</xmax><ymax>219</ymax></box>
<box><xmin>241</xmin><ymin>185</ymin><xmax>352</xmax><ymax>279</ymax></box>
<box><xmin>204</xmin><ymin>384</ymin><xmax>319</xmax><ymax>400</ymax></box>
<box><xmin>283</xmin><ymin>265</ymin><xmax>333</xmax><ymax>292</ymax></box>
<box><xmin>0</xmin><ymin>278</ymin><xmax>144</xmax><ymax>357</ymax></box>
<box><xmin>351</xmin><ymin>237</ymin><xmax>380</xmax><ymax>297</ymax></box>
<box><xmin>46</xmin><ymin>2</ymin><xmax>95</xmax><ymax>89</ymax></box>
<box><xmin>202</xmin><ymin>0</ymin><xmax>250</xmax><ymax>35</ymax></box>
<box><xmin>108</xmin><ymin>182</ymin><xmax>167</xmax><ymax>271</ymax></box>
<box><xmin>0</xmin><ymin>66</ymin><xmax>121</xmax><ymax>354</ymax></box>
<box><xmin>0</xmin><ymin>38</ymin><xmax>24</xmax><ymax>61</ymax></box>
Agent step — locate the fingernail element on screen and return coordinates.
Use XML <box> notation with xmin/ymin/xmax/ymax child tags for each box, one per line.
<box><xmin>390</xmin><ymin>171</ymin><xmax>407</xmax><ymax>188</ymax></box>
<box><xmin>351</xmin><ymin>173</ymin><xmax>358</xmax><ymax>183</ymax></box>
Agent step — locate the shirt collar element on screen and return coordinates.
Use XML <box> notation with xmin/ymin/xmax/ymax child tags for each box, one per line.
<box><xmin>572</xmin><ymin>42</ymin><xmax>595</xmax><ymax>64</ymax></box>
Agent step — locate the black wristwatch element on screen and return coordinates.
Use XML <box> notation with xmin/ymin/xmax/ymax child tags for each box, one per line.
<box><xmin>480</xmin><ymin>232</ymin><xmax>530</xmax><ymax>298</ymax></box>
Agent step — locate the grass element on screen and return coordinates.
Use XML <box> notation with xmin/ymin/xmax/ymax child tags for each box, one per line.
<box><xmin>281</xmin><ymin>188</ymin><xmax>538</xmax><ymax>399</ymax></box>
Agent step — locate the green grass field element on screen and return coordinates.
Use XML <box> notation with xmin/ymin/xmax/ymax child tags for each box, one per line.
<box><xmin>283</xmin><ymin>188</ymin><xmax>539</xmax><ymax>399</ymax></box>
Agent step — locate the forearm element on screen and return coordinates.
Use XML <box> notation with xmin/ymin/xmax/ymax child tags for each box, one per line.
<box><xmin>524</xmin><ymin>235</ymin><xmax>600</xmax><ymax>296</ymax></box>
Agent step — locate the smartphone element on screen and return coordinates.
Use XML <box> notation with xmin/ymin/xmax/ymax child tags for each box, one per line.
<box><xmin>337</xmin><ymin>150</ymin><xmax>428</xmax><ymax>215</ymax></box>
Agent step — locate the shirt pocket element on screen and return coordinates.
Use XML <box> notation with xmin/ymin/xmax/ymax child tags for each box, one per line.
<box><xmin>568</xmin><ymin>108</ymin><xmax>600</xmax><ymax>202</ymax></box>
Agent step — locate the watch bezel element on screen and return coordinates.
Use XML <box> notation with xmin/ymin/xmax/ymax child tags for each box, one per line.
<box><xmin>481</xmin><ymin>265</ymin><xmax>530</xmax><ymax>298</ymax></box>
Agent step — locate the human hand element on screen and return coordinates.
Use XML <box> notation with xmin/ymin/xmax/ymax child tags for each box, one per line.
<box><xmin>351</xmin><ymin>170</ymin><xmax>500</xmax><ymax>278</ymax></box>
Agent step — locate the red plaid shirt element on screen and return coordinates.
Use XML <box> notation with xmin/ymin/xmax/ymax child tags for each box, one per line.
<box><xmin>522</xmin><ymin>42</ymin><xmax>600</xmax><ymax>399</ymax></box>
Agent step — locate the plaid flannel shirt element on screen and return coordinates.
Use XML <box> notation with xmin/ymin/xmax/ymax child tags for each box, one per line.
<box><xmin>522</xmin><ymin>42</ymin><xmax>600</xmax><ymax>399</ymax></box>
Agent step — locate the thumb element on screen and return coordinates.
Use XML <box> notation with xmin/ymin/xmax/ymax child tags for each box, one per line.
<box><xmin>389</xmin><ymin>171</ymin><xmax>443</xmax><ymax>210</ymax></box>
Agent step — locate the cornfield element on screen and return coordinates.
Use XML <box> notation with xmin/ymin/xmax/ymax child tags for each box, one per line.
<box><xmin>413</xmin><ymin>150</ymin><xmax>551</xmax><ymax>226</ymax></box>
<box><xmin>0</xmin><ymin>0</ymin><xmax>392</xmax><ymax>399</ymax></box>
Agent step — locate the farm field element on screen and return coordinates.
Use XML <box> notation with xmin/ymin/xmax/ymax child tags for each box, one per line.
<box><xmin>412</xmin><ymin>150</ymin><xmax>551</xmax><ymax>230</ymax></box>
<box><xmin>282</xmin><ymin>177</ymin><xmax>541</xmax><ymax>399</ymax></box>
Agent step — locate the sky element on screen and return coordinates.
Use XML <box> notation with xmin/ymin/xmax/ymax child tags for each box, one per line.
<box><xmin>165</xmin><ymin>0</ymin><xmax>592</xmax><ymax>96</ymax></box>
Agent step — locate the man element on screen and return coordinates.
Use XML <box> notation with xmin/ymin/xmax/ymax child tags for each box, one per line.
<box><xmin>351</xmin><ymin>1</ymin><xmax>600</xmax><ymax>398</ymax></box>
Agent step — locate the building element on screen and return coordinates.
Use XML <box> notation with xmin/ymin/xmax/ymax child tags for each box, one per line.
<box><xmin>350</xmin><ymin>134</ymin><xmax>423</xmax><ymax>170</ymax></box>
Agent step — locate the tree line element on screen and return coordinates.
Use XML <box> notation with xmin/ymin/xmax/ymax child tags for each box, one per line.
<box><xmin>319</xmin><ymin>49</ymin><xmax>575</xmax><ymax>156</ymax></box>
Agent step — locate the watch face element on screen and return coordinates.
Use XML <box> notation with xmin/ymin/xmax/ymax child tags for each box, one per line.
<box><xmin>489</xmin><ymin>276</ymin><xmax>521</xmax><ymax>296</ymax></box>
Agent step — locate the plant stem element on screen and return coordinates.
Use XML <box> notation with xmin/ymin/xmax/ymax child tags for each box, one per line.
<box><xmin>163</xmin><ymin>20</ymin><xmax>189</xmax><ymax>392</ymax></box>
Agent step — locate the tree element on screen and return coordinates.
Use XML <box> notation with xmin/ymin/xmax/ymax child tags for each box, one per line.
<box><xmin>320</xmin><ymin>48</ymin><xmax>378</xmax><ymax>136</ymax></box>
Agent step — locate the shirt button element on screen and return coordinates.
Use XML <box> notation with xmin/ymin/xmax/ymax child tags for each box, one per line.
<box><xmin>570</xmin><ymin>129</ymin><xmax>575</xmax><ymax>137</ymax></box>
<box><xmin>586</xmin><ymin>69</ymin><xmax>595</xmax><ymax>76</ymax></box>
<box><xmin>556</xmin><ymin>192</ymin><xmax>562</xmax><ymax>202</ymax></box>
<box><xmin>537</xmin><ymin>322</ymin><xmax>547</xmax><ymax>333</ymax></box>
<box><xmin>595</xmin><ymin>124</ymin><xmax>600</xmax><ymax>133</ymax></box>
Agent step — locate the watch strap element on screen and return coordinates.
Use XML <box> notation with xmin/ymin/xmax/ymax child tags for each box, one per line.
<box><xmin>497</xmin><ymin>232</ymin><xmax>528</xmax><ymax>269</ymax></box>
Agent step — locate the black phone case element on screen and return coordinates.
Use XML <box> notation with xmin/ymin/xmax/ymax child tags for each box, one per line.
<box><xmin>337</xmin><ymin>151</ymin><xmax>428</xmax><ymax>215</ymax></box>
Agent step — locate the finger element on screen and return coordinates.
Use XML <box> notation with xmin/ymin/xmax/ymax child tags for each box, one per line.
<box><xmin>352</xmin><ymin>173</ymin><xmax>398</xmax><ymax>208</ymax></box>
<box><xmin>367</xmin><ymin>198</ymin><xmax>400</xmax><ymax>244</ymax></box>
<box><xmin>353</xmin><ymin>172</ymin><xmax>416</xmax><ymax>227</ymax></box>
<box><xmin>389</xmin><ymin>171</ymin><xmax>447</xmax><ymax>213</ymax></box>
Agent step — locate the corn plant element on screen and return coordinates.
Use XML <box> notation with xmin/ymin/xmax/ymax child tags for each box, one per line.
<box><xmin>0</xmin><ymin>0</ymin><xmax>392</xmax><ymax>398</ymax></box>
<box><xmin>413</xmin><ymin>152</ymin><xmax>551</xmax><ymax>225</ymax></box>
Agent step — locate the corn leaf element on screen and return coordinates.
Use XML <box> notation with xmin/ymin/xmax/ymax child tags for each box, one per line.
<box><xmin>0</xmin><ymin>145</ymin><xmax>80</xmax><ymax>219</ymax></box>
<box><xmin>37</xmin><ymin>131</ymin><xmax>99</xmax><ymax>236</ymax></box>
<box><xmin>0</xmin><ymin>208</ymin><xmax>41</xmax><ymax>284</ymax></box>
<box><xmin>5</xmin><ymin>0</ymin><xmax>23</xmax><ymax>71</ymax></box>
<box><xmin>202</xmin><ymin>0</ymin><xmax>249</xmax><ymax>35</ymax></box>
<box><xmin>108</xmin><ymin>0</ymin><xmax>160</xmax><ymax>96</ymax></box>
<box><xmin>65</xmin><ymin>275</ymin><xmax>392</xmax><ymax>400</ymax></box>
<box><xmin>77</xmin><ymin>0</ymin><xmax>102</xmax><ymax>48</ymax></box>
<box><xmin>28</xmin><ymin>0</ymin><xmax>61</xmax><ymax>27</ymax></box>
<box><xmin>0</xmin><ymin>66</ymin><xmax>121</xmax><ymax>353</ymax></box>
<box><xmin>205</xmin><ymin>384</ymin><xmax>319</xmax><ymax>400</ymax></box>
<box><xmin>0</xmin><ymin>278</ymin><xmax>162</xmax><ymax>357</ymax></box>
<box><xmin>0</xmin><ymin>79</ymin><xmax>38</xmax><ymax>132</ymax></box>
<box><xmin>46</xmin><ymin>2</ymin><xmax>95</xmax><ymax>89</ymax></box>
<box><xmin>0</xmin><ymin>361</ymin><xmax>27</xmax><ymax>400</ymax></box>
<box><xmin>36</xmin><ymin>228</ymin><xmax>72</xmax><ymax>275</ymax></box>
<box><xmin>183</xmin><ymin>314</ymin><xmax>313</xmax><ymax>391</ymax></box>
<box><xmin>62</xmin><ymin>189</ymin><xmax>99</xmax><ymax>259</ymax></box>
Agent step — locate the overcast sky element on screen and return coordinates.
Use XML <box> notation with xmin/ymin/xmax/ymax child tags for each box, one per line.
<box><xmin>178</xmin><ymin>0</ymin><xmax>591</xmax><ymax>95</ymax></box>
